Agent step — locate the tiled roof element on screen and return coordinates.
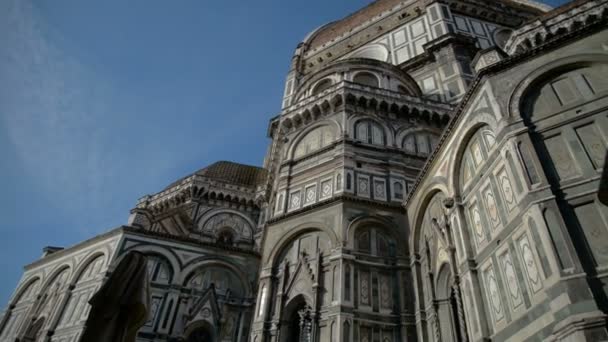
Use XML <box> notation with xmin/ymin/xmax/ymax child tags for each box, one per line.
<box><xmin>196</xmin><ymin>161</ymin><xmax>267</xmax><ymax>186</ymax></box>
<box><xmin>165</xmin><ymin>161</ymin><xmax>267</xmax><ymax>189</ymax></box>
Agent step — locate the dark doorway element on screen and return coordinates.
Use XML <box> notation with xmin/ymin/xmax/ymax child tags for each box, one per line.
<box><xmin>186</xmin><ymin>325</ymin><xmax>214</xmax><ymax>342</ymax></box>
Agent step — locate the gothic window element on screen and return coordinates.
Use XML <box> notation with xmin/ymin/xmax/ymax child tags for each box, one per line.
<box><xmin>353</xmin><ymin>72</ymin><xmax>380</xmax><ymax>88</ymax></box>
<box><xmin>346</xmin><ymin>173</ymin><xmax>352</xmax><ymax>190</ymax></box>
<box><xmin>312</xmin><ymin>78</ymin><xmax>333</xmax><ymax>95</ymax></box>
<box><xmin>402</xmin><ymin>132</ymin><xmax>439</xmax><ymax>156</ymax></box>
<box><xmin>294</xmin><ymin>126</ymin><xmax>336</xmax><ymax>159</ymax></box>
<box><xmin>393</xmin><ymin>182</ymin><xmax>404</xmax><ymax>200</ymax></box>
<box><xmin>355</xmin><ymin>120</ymin><xmax>385</xmax><ymax>145</ymax></box>
<box><xmin>146</xmin><ymin>255</ymin><xmax>172</xmax><ymax>285</ymax></box>
<box><xmin>336</xmin><ymin>173</ymin><xmax>343</xmax><ymax>191</ymax></box>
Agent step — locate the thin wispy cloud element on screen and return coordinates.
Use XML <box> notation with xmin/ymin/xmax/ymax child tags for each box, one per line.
<box><xmin>0</xmin><ymin>1</ymin><xmax>116</xmax><ymax>227</ymax></box>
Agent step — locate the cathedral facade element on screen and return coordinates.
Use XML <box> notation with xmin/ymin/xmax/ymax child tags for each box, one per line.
<box><xmin>2</xmin><ymin>0</ymin><xmax>608</xmax><ymax>341</ymax></box>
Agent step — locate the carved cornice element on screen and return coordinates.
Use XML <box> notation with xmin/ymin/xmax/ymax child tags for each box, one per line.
<box><xmin>277</xmin><ymin>81</ymin><xmax>453</xmax><ymax>136</ymax></box>
<box><xmin>504</xmin><ymin>0</ymin><xmax>608</xmax><ymax>55</ymax></box>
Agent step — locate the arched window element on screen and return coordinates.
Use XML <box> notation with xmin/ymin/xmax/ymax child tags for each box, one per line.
<box><xmin>312</xmin><ymin>78</ymin><xmax>333</xmax><ymax>95</ymax></box>
<box><xmin>355</xmin><ymin>120</ymin><xmax>385</xmax><ymax>145</ymax></box>
<box><xmin>403</xmin><ymin>132</ymin><xmax>439</xmax><ymax>156</ymax></box>
<box><xmin>294</xmin><ymin>126</ymin><xmax>336</xmax><ymax>158</ymax></box>
<box><xmin>353</xmin><ymin>72</ymin><xmax>379</xmax><ymax>88</ymax></box>
<box><xmin>355</xmin><ymin>227</ymin><xmax>394</xmax><ymax>257</ymax></box>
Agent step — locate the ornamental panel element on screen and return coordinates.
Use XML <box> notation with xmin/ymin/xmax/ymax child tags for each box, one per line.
<box><xmin>483</xmin><ymin>186</ymin><xmax>501</xmax><ymax>230</ymax></box>
<box><xmin>499</xmin><ymin>251</ymin><xmax>523</xmax><ymax>309</ymax></box>
<box><xmin>483</xmin><ymin>265</ymin><xmax>504</xmax><ymax>323</ymax></box>
<box><xmin>360</xmin><ymin>271</ymin><xmax>371</xmax><ymax>306</ymax></box>
<box><xmin>575</xmin><ymin>123</ymin><xmax>606</xmax><ymax>169</ymax></box>
<box><xmin>544</xmin><ymin>134</ymin><xmax>579</xmax><ymax>180</ymax></box>
<box><xmin>497</xmin><ymin>168</ymin><xmax>516</xmax><ymax>211</ymax></box>
<box><xmin>305</xmin><ymin>185</ymin><xmax>317</xmax><ymax>205</ymax></box>
<box><xmin>517</xmin><ymin>234</ymin><xmax>543</xmax><ymax>294</ymax></box>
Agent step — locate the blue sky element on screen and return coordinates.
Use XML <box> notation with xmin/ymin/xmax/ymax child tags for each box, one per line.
<box><xmin>0</xmin><ymin>0</ymin><xmax>567</xmax><ymax>306</ymax></box>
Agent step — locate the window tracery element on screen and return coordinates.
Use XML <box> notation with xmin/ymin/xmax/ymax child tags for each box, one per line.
<box><xmin>355</xmin><ymin>227</ymin><xmax>393</xmax><ymax>257</ymax></box>
<box><xmin>355</xmin><ymin>120</ymin><xmax>385</xmax><ymax>145</ymax></box>
<box><xmin>294</xmin><ymin>126</ymin><xmax>336</xmax><ymax>159</ymax></box>
<box><xmin>353</xmin><ymin>72</ymin><xmax>380</xmax><ymax>88</ymax></box>
<box><xmin>311</xmin><ymin>78</ymin><xmax>333</xmax><ymax>95</ymax></box>
<box><xmin>403</xmin><ymin>132</ymin><xmax>439</xmax><ymax>156</ymax></box>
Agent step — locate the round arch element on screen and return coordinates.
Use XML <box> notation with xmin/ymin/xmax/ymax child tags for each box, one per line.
<box><xmin>184</xmin><ymin>319</ymin><xmax>217</xmax><ymax>342</ymax></box>
<box><xmin>348</xmin><ymin>115</ymin><xmax>394</xmax><ymax>146</ymax></box>
<box><xmin>348</xmin><ymin>44</ymin><xmax>390</xmax><ymax>62</ymax></box>
<box><xmin>351</xmin><ymin>70</ymin><xmax>381</xmax><ymax>87</ymax></box>
<box><xmin>178</xmin><ymin>259</ymin><xmax>252</xmax><ymax>296</ymax></box>
<box><xmin>121</xmin><ymin>244</ymin><xmax>180</xmax><ymax>284</ymax></box>
<box><xmin>265</xmin><ymin>222</ymin><xmax>339</xmax><ymax>266</ymax></box>
<box><xmin>346</xmin><ymin>215</ymin><xmax>405</xmax><ymax>250</ymax></box>
<box><xmin>395</xmin><ymin>126</ymin><xmax>442</xmax><ymax>147</ymax></box>
<box><xmin>9</xmin><ymin>276</ymin><xmax>42</xmax><ymax>307</ymax></box>
<box><xmin>39</xmin><ymin>264</ymin><xmax>72</xmax><ymax>296</ymax></box>
<box><xmin>285</xmin><ymin>120</ymin><xmax>342</xmax><ymax>159</ymax></box>
<box><xmin>197</xmin><ymin>208</ymin><xmax>256</xmax><ymax>241</ymax></box>
<box><xmin>508</xmin><ymin>54</ymin><xmax>608</xmax><ymax>119</ymax></box>
<box><xmin>293</xmin><ymin>58</ymin><xmax>422</xmax><ymax>99</ymax></box>
<box><xmin>70</xmin><ymin>250</ymin><xmax>108</xmax><ymax>286</ymax></box>
<box><xmin>448</xmin><ymin>119</ymin><xmax>498</xmax><ymax>198</ymax></box>
<box><xmin>410</xmin><ymin>185</ymin><xmax>449</xmax><ymax>255</ymax></box>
